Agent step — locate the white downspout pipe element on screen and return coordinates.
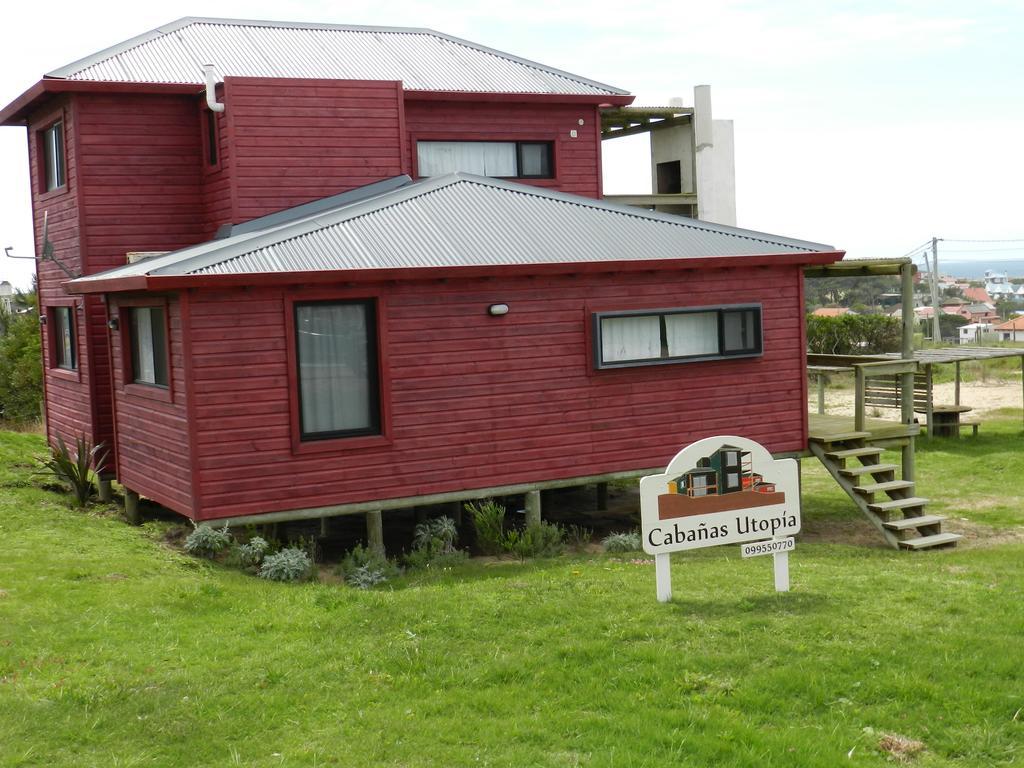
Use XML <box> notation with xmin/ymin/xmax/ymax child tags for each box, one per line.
<box><xmin>203</xmin><ymin>64</ymin><xmax>224</xmax><ymax>112</ymax></box>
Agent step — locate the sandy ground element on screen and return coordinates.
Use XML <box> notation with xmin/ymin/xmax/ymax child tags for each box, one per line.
<box><xmin>809</xmin><ymin>378</ymin><xmax>1023</xmax><ymax>418</ymax></box>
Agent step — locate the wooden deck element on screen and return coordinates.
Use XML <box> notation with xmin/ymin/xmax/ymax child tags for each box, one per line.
<box><xmin>808</xmin><ymin>412</ymin><xmax>920</xmax><ymax>443</ymax></box>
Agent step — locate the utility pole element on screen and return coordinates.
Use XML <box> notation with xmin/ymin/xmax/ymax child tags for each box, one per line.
<box><xmin>930</xmin><ymin>237</ymin><xmax>941</xmax><ymax>343</ymax></box>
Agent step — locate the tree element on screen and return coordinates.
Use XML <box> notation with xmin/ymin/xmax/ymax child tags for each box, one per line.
<box><xmin>806</xmin><ymin>314</ymin><xmax>902</xmax><ymax>355</ymax></box>
<box><xmin>0</xmin><ymin>289</ymin><xmax>42</xmax><ymax>423</ymax></box>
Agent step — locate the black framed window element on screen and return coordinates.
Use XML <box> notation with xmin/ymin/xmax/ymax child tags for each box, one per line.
<box><xmin>52</xmin><ymin>306</ymin><xmax>76</xmax><ymax>370</ymax></box>
<box><xmin>593</xmin><ymin>305</ymin><xmax>762</xmax><ymax>369</ymax></box>
<box><xmin>129</xmin><ymin>307</ymin><xmax>168</xmax><ymax>386</ymax></box>
<box><xmin>295</xmin><ymin>300</ymin><xmax>380</xmax><ymax>440</ymax></box>
<box><xmin>42</xmin><ymin>121</ymin><xmax>66</xmax><ymax>192</ymax></box>
<box><xmin>416</xmin><ymin>141</ymin><xmax>554</xmax><ymax>179</ymax></box>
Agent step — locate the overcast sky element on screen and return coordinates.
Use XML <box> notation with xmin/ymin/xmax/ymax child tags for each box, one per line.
<box><xmin>1</xmin><ymin>0</ymin><xmax>1022</xmax><ymax>289</ymax></box>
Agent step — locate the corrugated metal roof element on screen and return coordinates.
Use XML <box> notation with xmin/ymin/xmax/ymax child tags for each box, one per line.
<box><xmin>69</xmin><ymin>174</ymin><xmax>835</xmax><ymax>288</ymax></box>
<box><xmin>46</xmin><ymin>17</ymin><xmax>627</xmax><ymax>96</ymax></box>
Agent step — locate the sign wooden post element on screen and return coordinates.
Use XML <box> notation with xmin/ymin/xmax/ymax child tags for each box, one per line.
<box><xmin>640</xmin><ymin>436</ymin><xmax>801</xmax><ymax>602</ymax></box>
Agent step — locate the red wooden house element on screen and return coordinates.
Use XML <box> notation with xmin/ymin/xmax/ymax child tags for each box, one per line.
<box><xmin>1</xmin><ymin>18</ymin><xmax>842</xmax><ymax>532</ymax></box>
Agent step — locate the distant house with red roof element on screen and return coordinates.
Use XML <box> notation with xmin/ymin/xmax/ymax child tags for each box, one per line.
<box><xmin>811</xmin><ymin>307</ymin><xmax>854</xmax><ymax>317</ymax></box>
<box><xmin>995</xmin><ymin>316</ymin><xmax>1024</xmax><ymax>342</ymax></box>
<box><xmin>963</xmin><ymin>287</ymin><xmax>992</xmax><ymax>305</ymax></box>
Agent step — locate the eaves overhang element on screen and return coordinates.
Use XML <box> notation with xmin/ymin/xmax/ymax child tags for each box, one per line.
<box><xmin>65</xmin><ymin>251</ymin><xmax>845</xmax><ymax>295</ymax></box>
<box><xmin>0</xmin><ymin>79</ymin><xmax>201</xmax><ymax>126</ymax></box>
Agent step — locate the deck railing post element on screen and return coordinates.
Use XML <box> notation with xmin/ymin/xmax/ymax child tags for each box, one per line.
<box><xmin>854</xmin><ymin>366</ymin><xmax>866</xmax><ymax>433</ymax></box>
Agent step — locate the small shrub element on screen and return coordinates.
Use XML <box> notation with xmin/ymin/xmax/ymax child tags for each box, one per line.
<box><xmin>337</xmin><ymin>543</ymin><xmax>400</xmax><ymax>583</ymax></box>
<box><xmin>404</xmin><ymin>546</ymin><xmax>468</xmax><ymax>571</ymax></box>
<box><xmin>413</xmin><ymin>516</ymin><xmax>459</xmax><ymax>554</ymax></box>
<box><xmin>406</xmin><ymin>516</ymin><xmax>467</xmax><ymax>571</ymax></box>
<box><xmin>258</xmin><ymin>547</ymin><xmax>312</xmax><ymax>582</ymax></box>
<box><xmin>231</xmin><ymin>536</ymin><xmax>269</xmax><ymax>568</ymax></box>
<box><xmin>504</xmin><ymin>521</ymin><xmax>565</xmax><ymax>560</ymax></box>
<box><xmin>564</xmin><ymin>524</ymin><xmax>593</xmax><ymax>550</ymax></box>
<box><xmin>39</xmin><ymin>435</ymin><xmax>108</xmax><ymax>507</ymax></box>
<box><xmin>602</xmin><ymin>530</ymin><xmax>643</xmax><ymax>553</ymax></box>
<box><xmin>466</xmin><ymin>499</ymin><xmax>506</xmax><ymax>555</ymax></box>
<box><xmin>184</xmin><ymin>523</ymin><xmax>232</xmax><ymax>558</ymax></box>
<box><xmin>346</xmin><ymin>565</ymin><xmax>387</xmax><ymax>590</ymax></box>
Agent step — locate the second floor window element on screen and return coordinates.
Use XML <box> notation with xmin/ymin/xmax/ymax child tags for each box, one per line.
<box><xmin>42</xmin><ymin>120</ymin><xmax>66</xmax><ymax>192</ymax></box>
<box><xmin>417</xmin><ymin>141</ymin><xmax>553</xmax><ymax>179</ymax></box>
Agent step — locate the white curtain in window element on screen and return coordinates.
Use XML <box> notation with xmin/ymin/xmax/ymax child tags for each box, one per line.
<box><xmin>297</xmin><ymin>304</ymin><xmax>371</xmax><ymax>435</ymax></box>
<box><xmin>134</xmin><ymin>308</ymin><xmax>156</xmax><ymax>383</ymax></box>
<box><xmin>601</xmin><ymin>315</ymin><xmax>661</xmax><ymax>362</ymax></box>
<box><xmin>417</xmin><ymin>141</ymin><xmax>517</xmax><ymax>177</ymax></box>
<box><xmin>665</xmin><ymin>312</ymin><xmax>718</xmax><ymax>357</ymax></box>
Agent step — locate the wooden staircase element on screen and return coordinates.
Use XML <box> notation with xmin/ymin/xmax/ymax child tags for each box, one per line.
<box><xmin>809</xmin><ymin>433</ymin><xmax>962</xmax><ymax>550</ymax></box>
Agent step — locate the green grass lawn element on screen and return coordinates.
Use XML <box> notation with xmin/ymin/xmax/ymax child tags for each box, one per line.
<box><xmin>1</xmin><ymin>425</ymin><xmax>1022</xmax><ymax>767</ymax></box>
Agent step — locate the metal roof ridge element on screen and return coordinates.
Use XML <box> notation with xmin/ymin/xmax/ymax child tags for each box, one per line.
<box><xmin>44</xmin><ymin>17</ymin><xmax>628</xmax><ymax>95</ymax></box>
<box><xmin>147</xmin><ymin>176</ymin><xmax>450</xmax><ymax>276</ymax></box>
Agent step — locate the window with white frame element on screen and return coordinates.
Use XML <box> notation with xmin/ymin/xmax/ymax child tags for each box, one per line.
<box><xmin>128</xmin><ymin>306</ymin><xmax>168</xmax><ymax>386</ymax></box>
<box><xmin>295</xmin><ymin>300</ymin><xmax>380</xmax><ymax>440</ymax></box>
<box><xmin>41</xmin><ymin>120</ymin><xmax>66</xmax><ymax>192</ymax></box>
<box><xmin>416</xmin><ymin>141</ymin><xmax>553</xmax><ymax>179</ymax></box>
<box><xmin>593</xmin><ymin>305</ymin><xmax>762</xmax><ymax>369</ymax></box>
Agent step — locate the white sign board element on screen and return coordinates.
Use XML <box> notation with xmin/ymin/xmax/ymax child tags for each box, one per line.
<box><xmin>640</xmin><ymin>435</ymin><xmax>801</xmax><ymax>601</ymax></box>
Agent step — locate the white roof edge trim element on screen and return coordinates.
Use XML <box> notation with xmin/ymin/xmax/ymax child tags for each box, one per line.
<box><xmin>45</xmin><ymin>17</ymin><xmax>629</xmax><ymax>96</ymax></box>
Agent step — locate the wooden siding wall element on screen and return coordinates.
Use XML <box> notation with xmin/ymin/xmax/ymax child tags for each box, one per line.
<box><xmin>403</xmin><ymin>101</ymin><xmax>604</xmax><ymax>198</ymax></box>
<box><xmin>201</xmin><ymin>105</ymin><xmax>233</xmax><ymax>239</ymax></box>
<box><xmin>108</xmin><ymin>295</ymin><xmax>194</xmax><ymax>514</ymax></box>
<box><xmin>28</xmin><ymin>97</ymin><xmax>94</xmax><ymax>453</ymax></box>
<box><xmin>187</xmin><ymin>265</ymin><xmax>806</xmax><ymax>521</ymax></box>
<box><xmin>72</xmin><ymin>94</ymin><xmax>206</xmax><ymax>469</ymax></box>
<box><xmin>224</xmin><ymin>78</ymin><xmax>405</xmax><ymax>223</ymax></box>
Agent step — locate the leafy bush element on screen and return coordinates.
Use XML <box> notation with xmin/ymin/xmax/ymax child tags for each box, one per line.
<box><xmin>258</xmin><ymin>547</ymin><xmax>313</xmax><ymax>582</ymax></box>
<box><xmin>346</xmin><ymin>565</ymin><xmax>387</xmax><ymax>590</ymax></box>
<box><xmin>39</xmin><ymin>435</ymin><xmax>108</xmax><ymax>507</ymax></box>
<box><xmin>602</xmin><ymin>530</ymin><xmax>643</xmax><ymax>553</ymax></box>
<box><xmin>0</xmin><ymin>307</ymin><xmax>42</xmax><ymax>424</ymax></box>
<box><xmin>806</xmin><ymin>314</ymin><xmax>901</xmax><ymax>355</ymax></box>
<box><xmin>231</xmin><ymin>536</ymin><xmax>269</xmax><ymax>568</ymax></box>
<box><xmin>466</xmin><ymin>500</ymin><xmax>506</xmax><ymax>555</ymax></box>
<box><xmin>337</xmin><ymin>543</ymin><xmax>400</xmax><ymax>583</ymax></box>
<box><xmin>503</xmin><ymin>521</ymin><xmax>565</xmax><ymax>560</ymax></box>
<box><xmin>184</xmin><ymin>523</ymin><xmax>232</xmax><ymax>558</ymax></box>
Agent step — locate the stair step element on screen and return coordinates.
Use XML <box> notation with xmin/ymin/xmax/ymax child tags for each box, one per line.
<box><xmin>839</xmin><ymin>463</ymin><xmax>899</xmax><ymax>478</ymax></box>
<box><xmin>826</xmin><ymin>447</ymin><xmax>883</xmax><ymax>460</ymax></box>
<box><xmin>869</xmin><ymin>497</ymin><xmax>930</xmax><ymax>513</ymax></box>
<box><xmin>899</xmin><ymin>532</ymin><xmax>963</xmax><ymax>550</ymax></box>
<box><xmin>812</xmin><ymin>431</ymin><xmax>872</xmax><ymax>445</ymax></box>
<box><xmin>883</xmin><ymin>514</ymin><xmax>946</xmax><ymax>530</ymax></box>
<box><xmin>854</xmin><ymin>479</ymin><xmax>914</xmax><ymax>495</ymax></box>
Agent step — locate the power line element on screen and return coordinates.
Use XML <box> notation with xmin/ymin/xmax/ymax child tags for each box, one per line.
<box><xmin>942</xmin><ymin>238</ymin><xmax>1024</xmax><ymax>244</ymax></box>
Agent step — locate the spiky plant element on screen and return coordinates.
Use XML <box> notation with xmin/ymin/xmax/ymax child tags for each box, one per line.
<box><xmin>40</xmin><ymin>435</ymin><xmax>108</xmax><ymax>507</ymax></box>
